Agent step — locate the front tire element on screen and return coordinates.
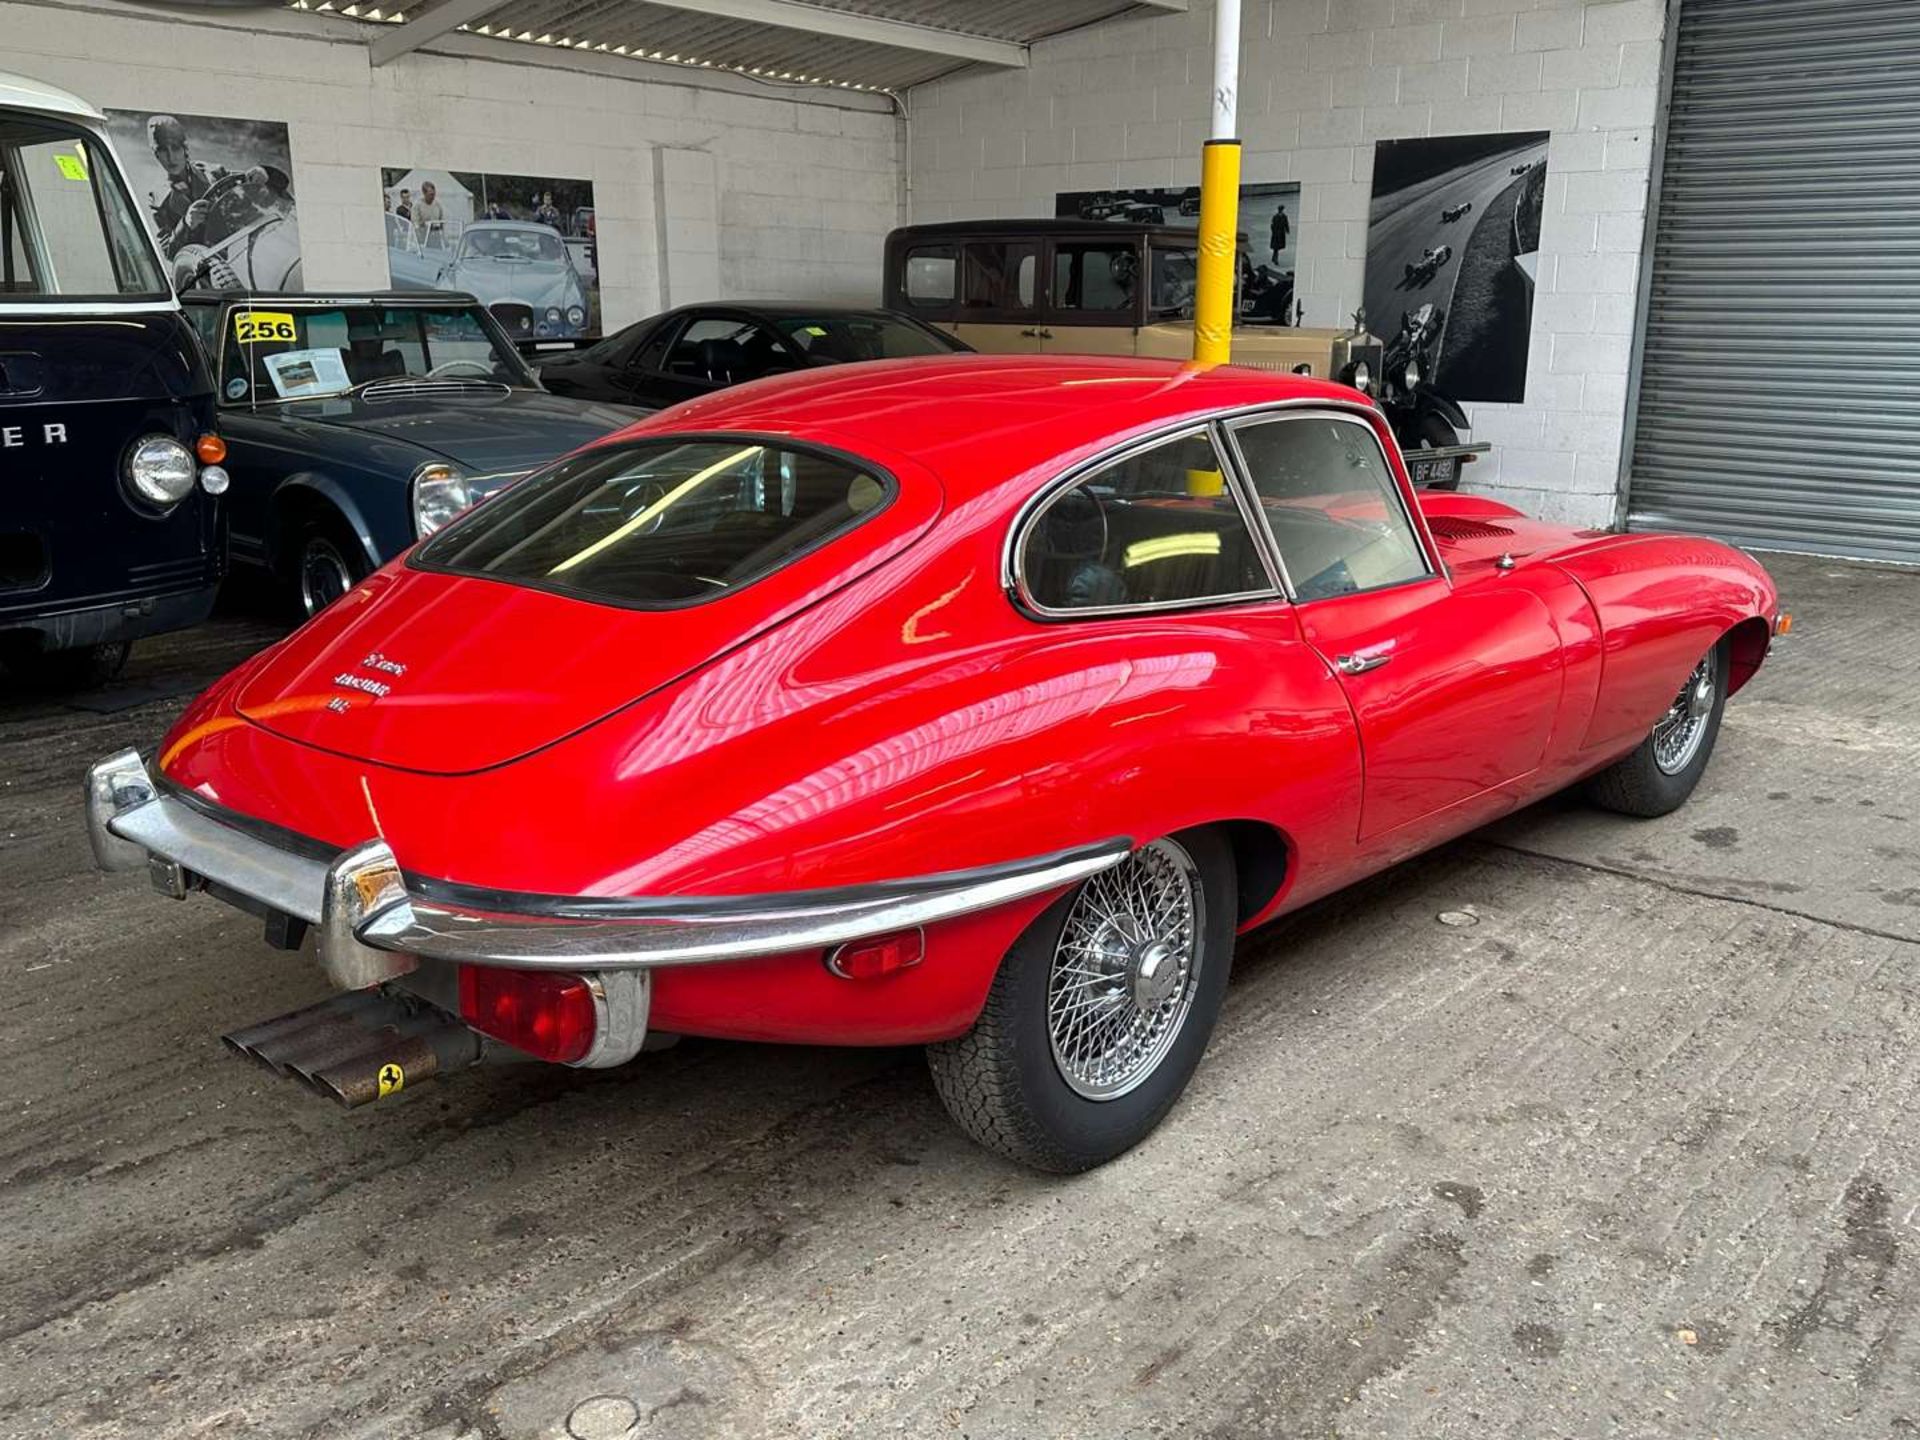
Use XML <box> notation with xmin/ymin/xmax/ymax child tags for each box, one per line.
<box><xmin>1585</xmin><ymin>637</ymin><xmax>1731</xmax><ymax>818</ymax></box>
<box><xmin>927</xmin><ymin>830</ymin><xmax>1237</xmax><ymax>1172</ymax></box>
<box><xmin>1416</xmin><ymin>410</ymin><xmax>1460</xmax><ymax>450</ymax></box>
<box><xmin>288</xmin><ymin>516</ymin><xmax>370</xmax><ymax>619</ymax></box>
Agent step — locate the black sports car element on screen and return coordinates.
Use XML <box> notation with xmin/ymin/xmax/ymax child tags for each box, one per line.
<box><xmin>1441</xmin><ymin>201</ymin><xmax>1473</xmax><ymax>223</ymax></box>
<box><xmin>535</xmin><ymin>303</ymin><xmax>969</xmax><ymax>409</ymax></box>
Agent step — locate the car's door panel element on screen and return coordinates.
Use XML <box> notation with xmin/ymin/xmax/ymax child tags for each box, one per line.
<box><xmin>1224</xmin><ymin>409</ymin><xmax>1567</xmax><ymax>845</ymax></box>
<box><xmin>1295</xmin><ymin>575</ymin><xmax>1564</xmax><ymax>840</ymax></box>
<box><xmin>952</xmin><ymin>240</ymin><xmax>1044</xmax><ymax>353</ymax></box>
<box><xmin>1038</xmin><ymin>236</ymin><xmax>1145</xmax><ymax>356</ymax></box>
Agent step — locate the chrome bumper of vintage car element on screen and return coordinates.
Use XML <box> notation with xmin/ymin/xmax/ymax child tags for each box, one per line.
<box><xmin>86</xmin><ymin>749</ymin><xmax>1130</xmax><ymax>989</ymax></box>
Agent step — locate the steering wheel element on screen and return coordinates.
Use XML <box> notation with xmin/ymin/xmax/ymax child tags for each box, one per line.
<box><xmin>617</xmin><ymin>479</ymin><xmax>675</xmax><ymax>536</ymax></box>
<box><xmin>426</xmin><ymin>358</ymin><xmax>497</xmax><ymax>380</ymax></box>
<box><xmin>195</xmin><ymin>170</ymin><xmax>258</xmax><ymax>223</ymax></box>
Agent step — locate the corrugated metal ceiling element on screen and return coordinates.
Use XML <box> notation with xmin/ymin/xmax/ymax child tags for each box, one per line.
<box><xmin>296</xmin><ymin>0</ymin><xmax>1176</xmax><ymax>93</ymax></box>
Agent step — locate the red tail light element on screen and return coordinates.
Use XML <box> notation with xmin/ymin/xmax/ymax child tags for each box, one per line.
<box><xmin>457</xmin><ymin>966</ymin><xmax>596</xmax><ymax>1063</ymax></box>
<box><xmin>825</xmin><ymin>929</ymin><xmax>925</xmax><ymax>980</ymax></box>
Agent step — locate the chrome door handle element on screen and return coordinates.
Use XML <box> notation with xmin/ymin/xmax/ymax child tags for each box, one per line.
<box><xmin>1020</xmin><ymin>328</ymin><xmax>1039</xmax><ymax>337</ymax></box>
<box><xmin>1021</xmin><ymin>327</ymin><xmax>1053</xmax><ymax>339</ymax></box>
<box><xmin>1336</xmin><ymin>652</ymin><xmax>1392</xmax><ymax>675</ymax></box>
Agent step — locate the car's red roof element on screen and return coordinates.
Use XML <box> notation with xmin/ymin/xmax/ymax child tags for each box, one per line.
<box><xmin>624</xmin><ymin>354</ymin><xmax>1369</xmax><ymax>502</ymax></box>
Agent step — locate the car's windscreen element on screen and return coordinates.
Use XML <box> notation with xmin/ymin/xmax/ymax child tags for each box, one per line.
<box><xmin>415</xmin><ymin>438</ymin><xmax>892</xmax><ymax>607</ymax></box>
<box><xmin>463</xmin><ymin>228</ymin><xmax>565</xmax><ymax>263</ymax></box>
<box><xmin>0</xmin><ymin>116</ymin><xmax>167</xmax><ymax>300</ymax></box>
<box><xmin>218</xmin><ymin>304</ymin><xmax>536</xmax><ymax>403</ymax></box>
<box><xmin>772</xmin><ymin>314</ymin><xmax>959</xmax><ymax>362</ymax></box>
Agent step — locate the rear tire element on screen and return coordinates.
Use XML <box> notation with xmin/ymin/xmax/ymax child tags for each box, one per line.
<box><xmin>288</xmin><ymin>515</ymin><xmax>370</xmax><ymax>619</ymax></box>
<box><xmin>927</xmin><ymin>830</ymin><xmax>1237</xmax><ymax>1173</ymax></box>
<box><xmin>1585</xmin><ymin>637</ymin><xmax>1731</xmax><ymax>818</ymax></box>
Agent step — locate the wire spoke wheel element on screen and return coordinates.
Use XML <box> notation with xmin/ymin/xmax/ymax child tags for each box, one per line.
<box><xmin>1652</xmin><ymin>653</ymin><xmax>1715</xmax><ymax>775</ymax></box>
<box><xmin>1046</xmin><ymin>837</ymin><xmax>1203</xmax><ymax>1101</ymax></box>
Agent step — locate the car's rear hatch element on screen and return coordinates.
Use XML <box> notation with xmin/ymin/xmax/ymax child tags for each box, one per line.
<box><xmin>235</xmin><ymin>442</ymin><xmax>942</xmax><ymax>774</ymax></box>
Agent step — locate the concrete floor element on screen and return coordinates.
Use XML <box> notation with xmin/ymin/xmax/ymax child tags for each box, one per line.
<box><xmin>2</xmin><ymin>552</ymin><xmax>1915</xmax><ymax>1439</ymax></box>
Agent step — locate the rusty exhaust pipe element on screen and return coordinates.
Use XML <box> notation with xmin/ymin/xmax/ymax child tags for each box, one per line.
<box><xmin>222</xmin><ymin>989</ymin><xmax>484</xmax><ymax>1107</ymax></box>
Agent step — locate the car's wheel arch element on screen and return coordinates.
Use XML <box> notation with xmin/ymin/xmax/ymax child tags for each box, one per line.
<box><xmin>1210</xmin><ymin>819</ymin><xmax>1294</xmax><ymax>930</ymax></box>
<box><xmin>1724</xmin><ymin>613</ymin><xmax>1772</xmax><ymax>696</ymax></box>
<box><xmin>988</xmin><ymin>818</ymin><xmax>1292</xmax><ymax>969</ymax></box>
<box><xmin>270</xmin><ymin>474</ymin><xmax>384</xmax><ymax>576</ymax></box>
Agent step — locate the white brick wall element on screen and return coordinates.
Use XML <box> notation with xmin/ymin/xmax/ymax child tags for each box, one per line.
<box><xmin>906</xmin><ymin>0</ymin><xmax>1668</xmax><ymax>528</ymax></box>
<box><xmin>6</xmin><ymin>0</ymin><xmax>902</xmax><ymax>329</ymax></box>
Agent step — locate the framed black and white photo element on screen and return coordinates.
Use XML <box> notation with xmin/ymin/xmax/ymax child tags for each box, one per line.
<box><xmin>1363</xmin><ymin>132</ymin><xmax>1549</xmax><ymax>405</ymax></box>
<box><xmin>1055</xmin><ymin>182</ymin><xmax>1302</xmax><ymax>325</ymax></box>
<box><xmin>105</xmin><ymin>108</ymin><xmax>302</xmax><ymax>292</ymax></box>
<box><xmin>381</xmin><ymin>167</ymin><xmax>599</xmax><ymax>342</ymax></box>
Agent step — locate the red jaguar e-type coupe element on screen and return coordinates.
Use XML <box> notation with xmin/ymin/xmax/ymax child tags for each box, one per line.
<box><xmin>87</xmin><ymin>356</ymin><xmax>1783</xmax><ymax>1171</ymax></box>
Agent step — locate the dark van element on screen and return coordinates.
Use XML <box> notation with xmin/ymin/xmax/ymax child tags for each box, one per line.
<box><xmin>1</xmin><ymin>72</ymin><xmax>226</xmax><ymax>685</ymax></box>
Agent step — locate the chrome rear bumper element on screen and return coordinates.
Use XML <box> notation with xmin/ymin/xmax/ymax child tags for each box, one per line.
<box><xmin>86</xmin><ymin>749</ymin><xmax>1129</xmax><ymax>988</ymax></box>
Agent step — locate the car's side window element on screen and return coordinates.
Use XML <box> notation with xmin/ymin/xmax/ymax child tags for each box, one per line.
<box><xmin>664</xmin><ymin>317</ymin><xmax>792</xmax><ymax>385</ymax></box>
<box><xmin>1020</xmin><ymin>430</ymin><xmax>1272</xmax><ymax>614</ymax></box>
<box><xmin>1227</xmin><ymin>414</ymin><xmax>1430</xmax><ymax>602</ymax></box>
<box><xmin>901</xmin><ymin>245</ymin><xmax>957</xmax><ymax>311</ymax></box>
<box><xmin>961</xmin><ymin>241</ymin><xmax>1037</xmax><ymax>316</ymax></box>
<box><xmin>631</xmin><ymin>321</ymin><xmax>677</xmax><ymax>373</ymax></box>
<box><xmin>580</xmin><ymin>325</ymin><xmax>642</xmax><ymax>369</ymax></box>
<box><xmin>1048</xmin><ymin>241</ymin><xmax>1140</xmax><ymax>320</ymax></box>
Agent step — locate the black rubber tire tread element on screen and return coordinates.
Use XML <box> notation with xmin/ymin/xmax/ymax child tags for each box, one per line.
<box><xmin>1584</xmin><ymin>637</ymin><xmax>1731</xmax><ymax>819</ymax></box>
<box><xmin>926</xmin><ymin>828</ymin><xmax>1237</xmax><ymax>1173</ymax></box>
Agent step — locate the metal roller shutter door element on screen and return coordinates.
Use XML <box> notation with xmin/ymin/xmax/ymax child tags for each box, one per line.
<box><xmin>1627</xmin><ymin>0</ymin><xmax>1920</xmax><ymax>562</ymax></box>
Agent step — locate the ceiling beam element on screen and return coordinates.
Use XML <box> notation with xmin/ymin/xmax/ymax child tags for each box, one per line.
<box><xmin>620</xmin><ymin>0</ymin><xmax>1029</xmax><ymax>68</ymax></box>
<box><xmin>370</xmin><ymin>0</ymin><xmax>517</xmax><ymax>65</ymax></box>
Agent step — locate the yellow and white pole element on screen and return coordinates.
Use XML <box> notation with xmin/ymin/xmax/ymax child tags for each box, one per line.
<box><xmin>1192</xmin><ymin>0</ymin><xmax>1243</xmax><ymax>367</ymax></box>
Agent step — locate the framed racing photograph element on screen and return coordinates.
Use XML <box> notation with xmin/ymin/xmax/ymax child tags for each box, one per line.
<box><xmin>380</xmin><ymin>166</ymin><xmax>600</xmax><ymax>342</ymax></box>
<box><xmin>1362</xmin><ymin>131</ymin><xmax>1549</xmax><ymax>405</ymax></box>
<box><xmin>104</xmin><ymin>108</ymin><xmax>302</xmax><ymax>293</ymax></box>
<box><xmin>1055</xmin><ymin>181</ymin><xmax>1302</xmax><ymax>325</ymax></box>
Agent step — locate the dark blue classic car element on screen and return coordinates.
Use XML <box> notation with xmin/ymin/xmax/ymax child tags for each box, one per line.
<box><xmin>182</xmin><ymin>290</ymin><xmax>640</xmax><ymax>615</ymax></box>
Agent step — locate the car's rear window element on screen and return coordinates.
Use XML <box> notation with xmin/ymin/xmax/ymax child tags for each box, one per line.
<box><xmin>414</xmin><ymin>438</ymin><xmax>892</xmax><ymax>607</ymax></box>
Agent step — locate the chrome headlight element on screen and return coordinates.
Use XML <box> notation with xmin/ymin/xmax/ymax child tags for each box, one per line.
<box><xmin>1404</xmin><ymin>360</ymin><xmax>1421</xmax><ymax>391</ymax></box>
<box><xmin>125</xmin><ymin>435</ymin><xmax>197</xmax><ymax>507</ymax></box>
<box><xmin>411</xmin><ymin>461</ymin><xmax>473</xmax><ymax>537</ymax></box>
<box><xmin>566</xmin><ymin>305</ymin><xmax>586</xmax><ymax>327</ymax></box>
<box><xmin>545</xmin><ymin>306</ymin><xmax>562</xmax><ymax>323</ymax></box>
<box><xmin>1351</xmin><ymin>360</ymin><xmax>1372</xmax><ymax>395</ymax></box>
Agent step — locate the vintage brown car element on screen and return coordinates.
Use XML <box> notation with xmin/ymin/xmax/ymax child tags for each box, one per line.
<box><xmin>883</xmin><ymin>219</ymin><xmax>1350</xmax><ymax>376</ymax></box>
<box><xmin>884</xmin><ymin>220</ymin><xmax>1489</xmax><ymax>486</ymax></box>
